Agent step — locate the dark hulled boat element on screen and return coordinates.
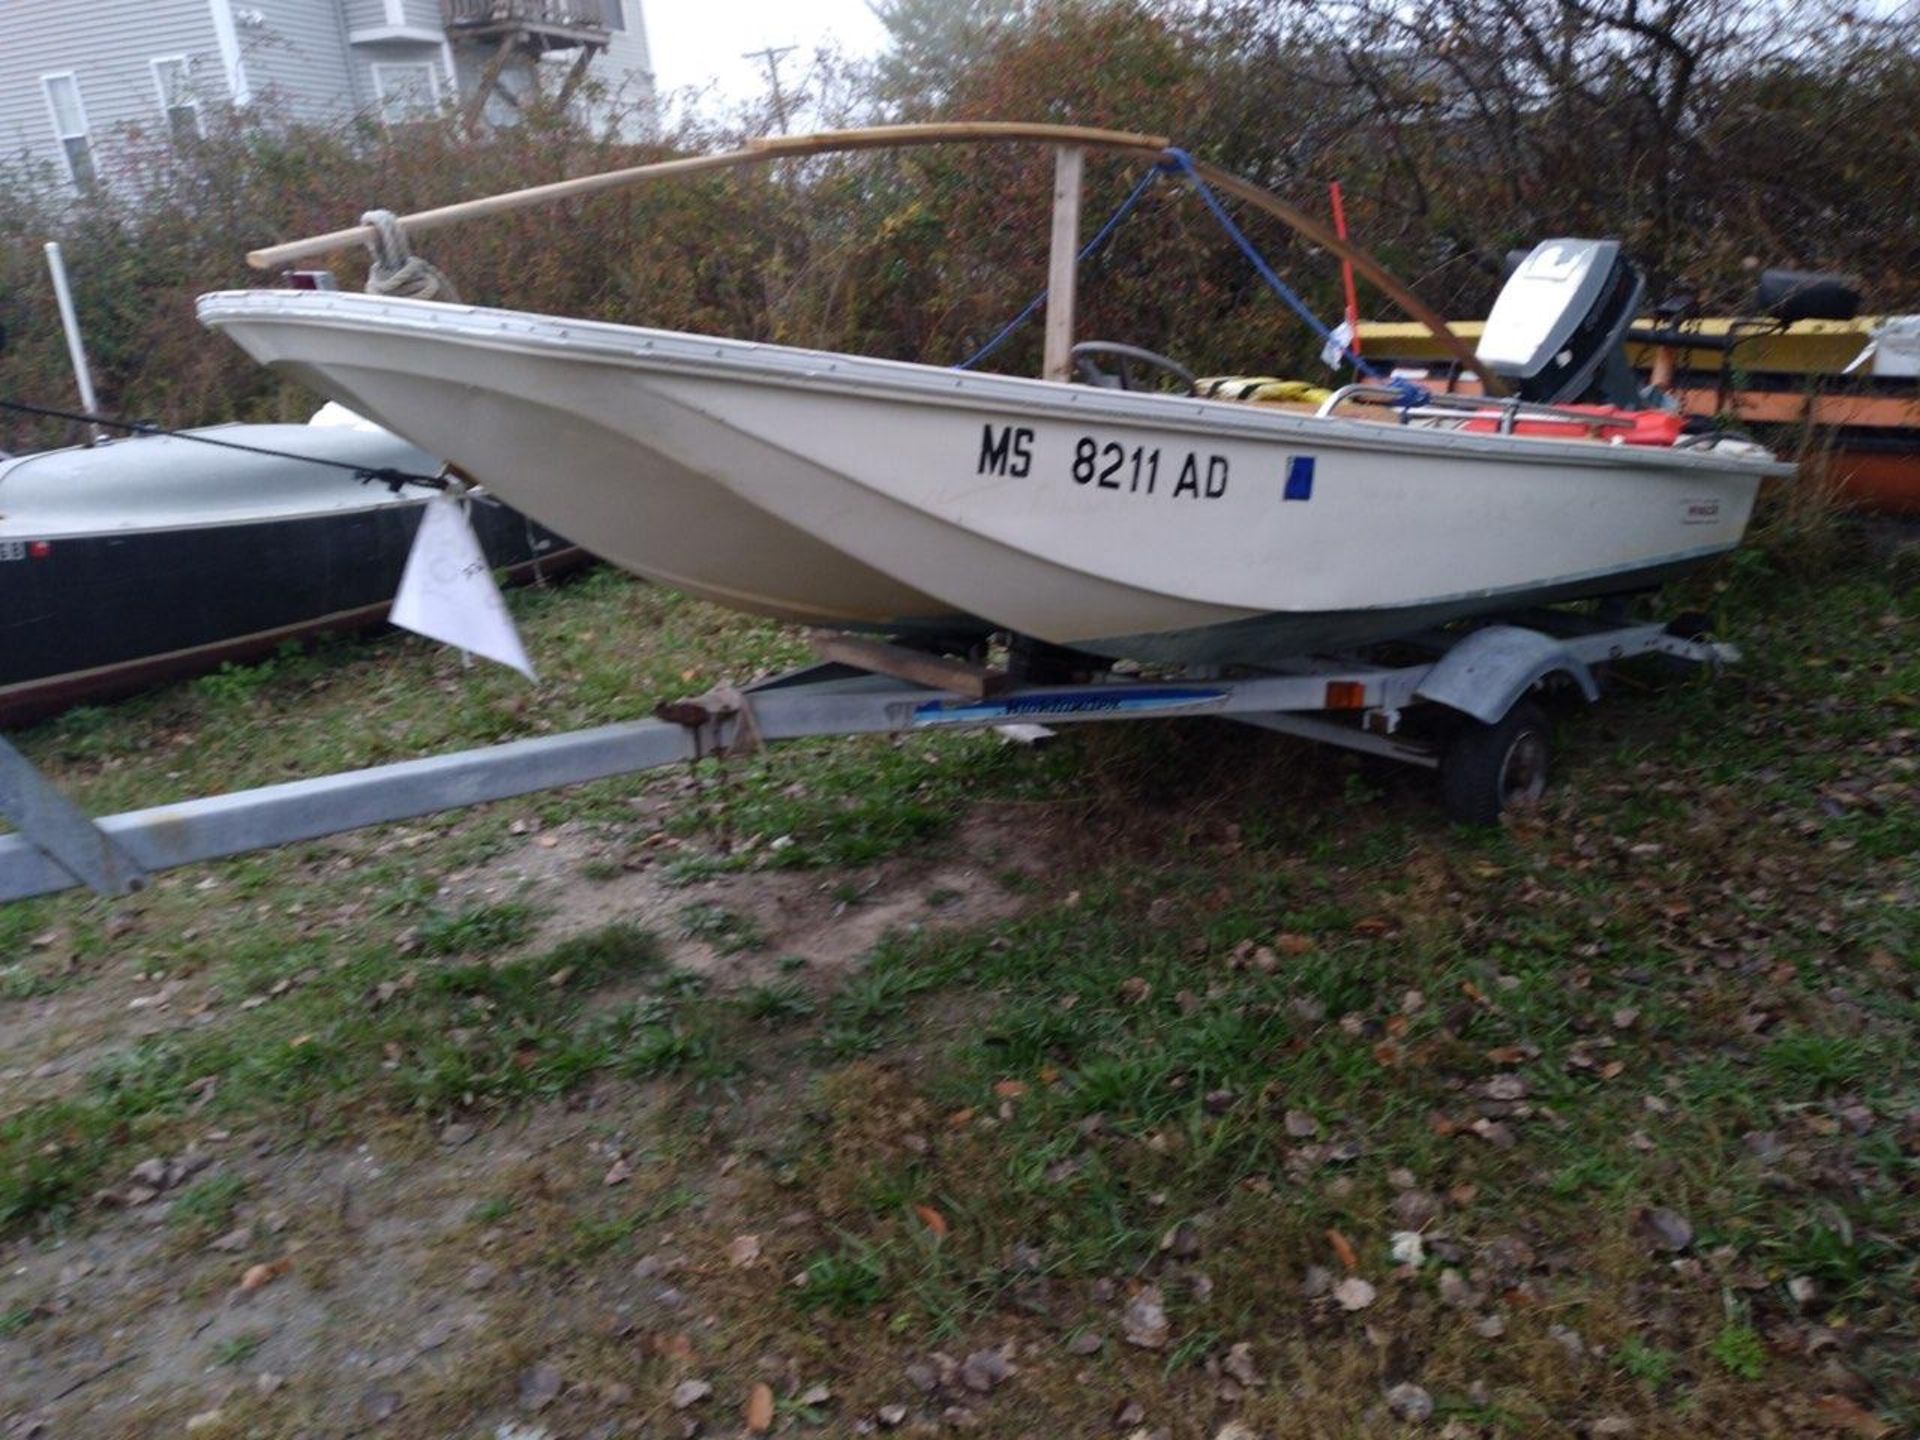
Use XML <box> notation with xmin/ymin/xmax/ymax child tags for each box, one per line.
<box><xmin>0</xmin><ymin>414</ymin><xmax>582</xmax><ymax>725</ymax></box>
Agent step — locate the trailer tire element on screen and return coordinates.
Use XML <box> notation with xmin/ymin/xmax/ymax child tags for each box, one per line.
<box><xmin>1440</xmin><ymin>700</ymin><xmax>1550</xmax><ymax>826</ymax></box>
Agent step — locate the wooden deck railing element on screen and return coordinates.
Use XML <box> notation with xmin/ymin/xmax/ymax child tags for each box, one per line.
<box><xmin>443</xmin><ymin>0</ymin><xmax>610</xmax><ymax>31</ymax></box>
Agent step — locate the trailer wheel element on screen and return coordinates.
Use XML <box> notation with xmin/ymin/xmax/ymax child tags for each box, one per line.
<box><xmin>1440</xmin><ymin>701</ymin><xmax>1550</xmax><ymax>825</ymax></box>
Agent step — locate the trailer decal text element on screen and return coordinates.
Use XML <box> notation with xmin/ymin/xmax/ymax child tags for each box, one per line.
<box><xmin>913</xmin><ymin>686</ymin><xmax>1229</xmax><ymax>727</ymax></box>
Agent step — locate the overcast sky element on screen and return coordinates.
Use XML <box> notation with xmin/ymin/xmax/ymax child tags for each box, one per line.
<box><xmin>643</xmin><ymin>0</ymin><xmax>890</xmax><ymax>110</ymax></box>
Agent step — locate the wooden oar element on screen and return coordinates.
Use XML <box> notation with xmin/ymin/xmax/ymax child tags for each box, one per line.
<box><xmin>245</xmin><ymin>120</ymin><xmax>1500</xmax><ymax>392</ymax></box>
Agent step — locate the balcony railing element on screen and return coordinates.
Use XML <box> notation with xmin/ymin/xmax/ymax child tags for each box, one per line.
<box><xmin>443</xmin><ymin>0</ymin><xmax>611</xmax><ymax>35</ymax></box>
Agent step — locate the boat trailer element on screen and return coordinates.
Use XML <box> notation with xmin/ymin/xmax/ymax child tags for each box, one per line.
<box><xmin>0</xmin><ymin>613</ymin><xmax>1729</xmax><ymax>904</ymax></box>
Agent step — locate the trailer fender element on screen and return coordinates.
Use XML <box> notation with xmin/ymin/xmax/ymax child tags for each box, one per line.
<box><xmin>1414</xmin><ymin>625</ymin><xmax>1599</xmax><ymax>725</ymax></box>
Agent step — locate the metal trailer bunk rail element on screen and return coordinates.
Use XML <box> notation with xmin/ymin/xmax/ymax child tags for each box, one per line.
<box><xmin>0</xmin><ymin>614</ymin><xmax>1730</xmax><ymax>905</ymax></box>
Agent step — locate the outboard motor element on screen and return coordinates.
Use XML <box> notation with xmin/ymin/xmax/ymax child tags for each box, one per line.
<box><xmin>1476</xmin><ymin>239</ymin><xmax>1648</xmax><ymax>407</ymax></box>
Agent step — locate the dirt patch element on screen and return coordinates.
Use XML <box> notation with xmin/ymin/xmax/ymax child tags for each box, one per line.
<box><xmin>0</xmin><ymin>801</ymin><xmax>1060</xmax><ymax>1437</ymax></box>
<box><xmin>439</xmin><ymin>806</ymin><xmax>1051</xmax><ymax>988</ymax></box>
<box><xmin>0</xmin><ymin>940</ymin><xmax>222</xmax><ymax>1117</ymax></box>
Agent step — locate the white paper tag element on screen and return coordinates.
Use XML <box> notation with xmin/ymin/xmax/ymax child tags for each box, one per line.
<box><xmin>390</xmin><ymin>493</ymin><xmax>537</xmax><ymax>681</ymax></box>
<box><xmin>1320</xmin><ymin>318</ymin><xmax>1356</xmax><ymax>370</ymax></box>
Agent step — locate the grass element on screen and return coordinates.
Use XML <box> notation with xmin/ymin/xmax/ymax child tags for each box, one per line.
<box><xmin>1711</xmin><ymin>1322</ymin><xmax>1767</xmax><ymax>1381</ymax></box>
<box><xmin>794</xmin><ymin>1235</ymin><xmax>893</xmax><ymax>1316</ymax></box>
<box><xmin>738</xmin><ymin>979</ymin><xmax>817</xmax><ymax>1023</ymax></box>
<box><xmin>0</xmin><ymin>920</ymin><xmax>672</xmax><ymax>1229</ymax></box>
<box><xmin>212</xmin><ymin>1333</ymin><xmax>267</xmax><ymax>1367</ymax></box>
<box><xmin>1</xmin><ymin>516</ymin><xmax>1916</xmax><ymax>1435</ymax></box>
<box><xmin>677</xmin><ymin>901</ymin><xmax>766</xmax><ymax>954</ymax></box>
<box><xmin>168</xmin><ymin>1174</ymin><xmax>248</xmax><ymax>1235</ymax></box>
<box><xmin>415</xmin><ymin>901</ymin><xmax>539</xmax><ymax>957</ymax></box>
<box><xmin>0</xmin><ymin>1306</ymin><xmax>37</xmax><ymax>1338</ymax></box>
<box><xmin>1619</xmin><ymin>1336</ymin><xmax>1679</xmax><ymax>1388</ymax></box>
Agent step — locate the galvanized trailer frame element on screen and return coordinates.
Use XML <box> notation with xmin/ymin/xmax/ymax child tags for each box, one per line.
<box><xmin>0</xmin><ymin>615</ymin><xmax>1729</xmax><ymax>904</ymax></box>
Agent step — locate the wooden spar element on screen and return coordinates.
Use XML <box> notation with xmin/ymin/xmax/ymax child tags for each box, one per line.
<box><xmin>1042</xmin><ymin>145</ymin><xmax>1084</xmax><ymax>383</ymax></box>
<box><xmin>243</xmin><ymin>123</ymin><xmax>1169</xmax><ymax>273</ymax></box>
<box><xmin>740</xmin><ymin>120</ymin><xmax>1171</xmax><ymax>160</ymax></box>
<box><xmin>245</xmin><ymin>146</ymin><xmax>787</xmax><ymax>272</ymax></box>
<box><xmin>244</xmin><ymin>119</ymin><xmax>1500</xmax><ymax>392</ymax></box>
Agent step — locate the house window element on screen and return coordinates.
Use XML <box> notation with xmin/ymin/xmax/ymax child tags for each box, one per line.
<box><xmin>371</xmin><ymin>61</ymin><xmax>441</xmax><ymax>124</ymax></box>
<box><xmin>151</xmin><ymin>57</ymin><xmax>204</xmax><ymax>145</ymax></box>
<box><xmin>602</xmin><ymin>0</ymin><xmax>626</xmax><ymax>30</ymax></box>
<box><xmin>41</xmin><ymin>72</ymin><xmax>95</xmax><ymax>188</ymax></box>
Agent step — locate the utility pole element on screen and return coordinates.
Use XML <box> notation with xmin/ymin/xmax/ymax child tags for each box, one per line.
<box><xmin>742</xmin><ymin>43</ymin><xmax>796</xmax><ymax>132</ymax></box>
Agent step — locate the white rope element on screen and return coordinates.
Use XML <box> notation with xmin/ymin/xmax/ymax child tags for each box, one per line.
<box><xmin>359</xmin><ymin>209</ymin><xmax>461</xmax><ymax>303</ymax></box>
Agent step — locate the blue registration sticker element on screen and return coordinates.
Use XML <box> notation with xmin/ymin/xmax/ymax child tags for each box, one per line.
<box><xmin>1284</xmin><ymin>455</ymin><xmax>1315</xmax><ymax>501</ymax></box>
<box><xmin>912</xmin><ymin>686</ymin><xmax>1229</xmax><ymax>727</ymax></box>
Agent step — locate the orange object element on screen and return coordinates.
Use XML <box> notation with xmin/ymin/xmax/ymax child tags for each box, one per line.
<box><xmin>1827</xmin><ymin>449</ymin><xmax>1920</xmax><ymax>513</ymax></box>
<box><xmin>1330</xmin><ymin>182</ymin><xmax>1361</xmax><ymax>355</ymax></box>
<box><xmin>1327</xmin><ymin>1228</ymin><xmax>1360</xmax><ymax>1271</ymax></box>
<box><xmin>746</xmin><ymin>1382</ymin><xmax>776</xmax><ymax>1433</ymax></box>
<box><xmin>913</xmin><ymin>1204</ymin><xmax>950</xmax><ymax>1238</ymax></box>
<box><xmin>1324</xmin><ymin>680</ymin><xmax>1367</xmax><ymax>710</ymax></box>
<box><xmin>1458</xmin><ymin>406</ymin><xmax>1687</xmax><ymax>446</ymax></box>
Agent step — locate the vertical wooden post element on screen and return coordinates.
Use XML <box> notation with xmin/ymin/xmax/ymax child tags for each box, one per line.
<box><xmin>1041</xmin><ymin>144</ymin><xmax>1084</xmax><ymax>382</ymax></box>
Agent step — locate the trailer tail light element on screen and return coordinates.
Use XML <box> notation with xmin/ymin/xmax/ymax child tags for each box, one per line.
<box><xmin>28</xmin><ymin>541</ymin><xmax>52</xmax><ymax>559</ymax></box>
<box><xmin>1324</xmin><ymin>680</ymin><xmax>1366</xmax><ymax>710</ymax></box>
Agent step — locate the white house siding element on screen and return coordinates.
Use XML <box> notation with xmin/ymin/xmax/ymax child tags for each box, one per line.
<box><xmin>0</xmin><ymin>1</ymin><xmax>653</xmax><ymax>190</ymax></box>
<box><xmin>339</xmin><ymin>0</ymin><xmax>389</xmax><ymax>29</ymax></box>
<box><xmin>591</xmin><ymin>0</ymin><xmax>654</xmax><ymax>132</ymax></box>
<box><xmin>0</xmin><ymin>0</ymin><xmax>224</xmax><ymax>188</ymax></box>
<box><xmin>234</xmin><ymin>0</ymin><xmax>365</xmax><ymax>123</ymax></box>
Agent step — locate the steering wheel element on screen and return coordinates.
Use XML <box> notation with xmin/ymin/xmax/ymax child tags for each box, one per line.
<box><xmin>1070</xmin><ymin>341</ymin><xmax>1199</xmax><ymax>396</ymax></box>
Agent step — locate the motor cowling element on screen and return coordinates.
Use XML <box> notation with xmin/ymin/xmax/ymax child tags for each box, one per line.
<box><xmin>1476</xmin><ymin>239</ymin><xmax>1647</xmax><ymax>407</ymax></box>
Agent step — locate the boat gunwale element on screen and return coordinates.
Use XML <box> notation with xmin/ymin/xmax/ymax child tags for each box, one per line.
<box><xmin>0</xmin><ymin>422</ymin><xmax>456</xmax><ymax>540</ymax></box>
<box><xmin>196</xmin><ymin>290</ymin><xmax>1796</xmax><ymax>479</ymax></box>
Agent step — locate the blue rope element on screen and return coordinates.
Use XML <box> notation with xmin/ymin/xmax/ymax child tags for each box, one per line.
<box><xmin>954</xmin><ymin>162</ymin><xmax>1163</xmax><ymax>370</ymax></box>
<box><xmin>1159</xmin><ymin>149</ymin><xmax>1380</xmax><ymax>382</ymax></box>
<box><xmin>954</xmin><ymin>145</ymin><xmax>1430</xmax><ymax>408</ymax></box>
<box><xmin>1160</xmin><ymin>149</ymin><xmax>1431</xmax><ymax>407</ymax></box>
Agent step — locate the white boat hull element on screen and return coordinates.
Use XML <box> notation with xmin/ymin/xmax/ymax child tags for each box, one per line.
<box><xmin>199</xmin><ymin>291</ymin><xmax>1788</xmax><ymax>662</ymax></box>
<box><xmin>196</xmin><ymin>311</ymin><xmax>959</xmax><ymax>630</ymax></box>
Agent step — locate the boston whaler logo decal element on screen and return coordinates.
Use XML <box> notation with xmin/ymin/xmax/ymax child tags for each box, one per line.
<box><xmin>1680</xmin><ymin>497</ymin><xmax>1723</xmax><ymax>525</ymax></box>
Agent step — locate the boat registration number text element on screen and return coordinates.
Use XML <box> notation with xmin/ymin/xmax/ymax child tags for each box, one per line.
<box><xmin>977</xmin><ymin>425</ymin><xmax>1228</xmax><ymax>500</ymax></box>
<box><xmin>0</xmin><ymin>542</ymin><xmax>24</xmax><ymax>562</ymax></box>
